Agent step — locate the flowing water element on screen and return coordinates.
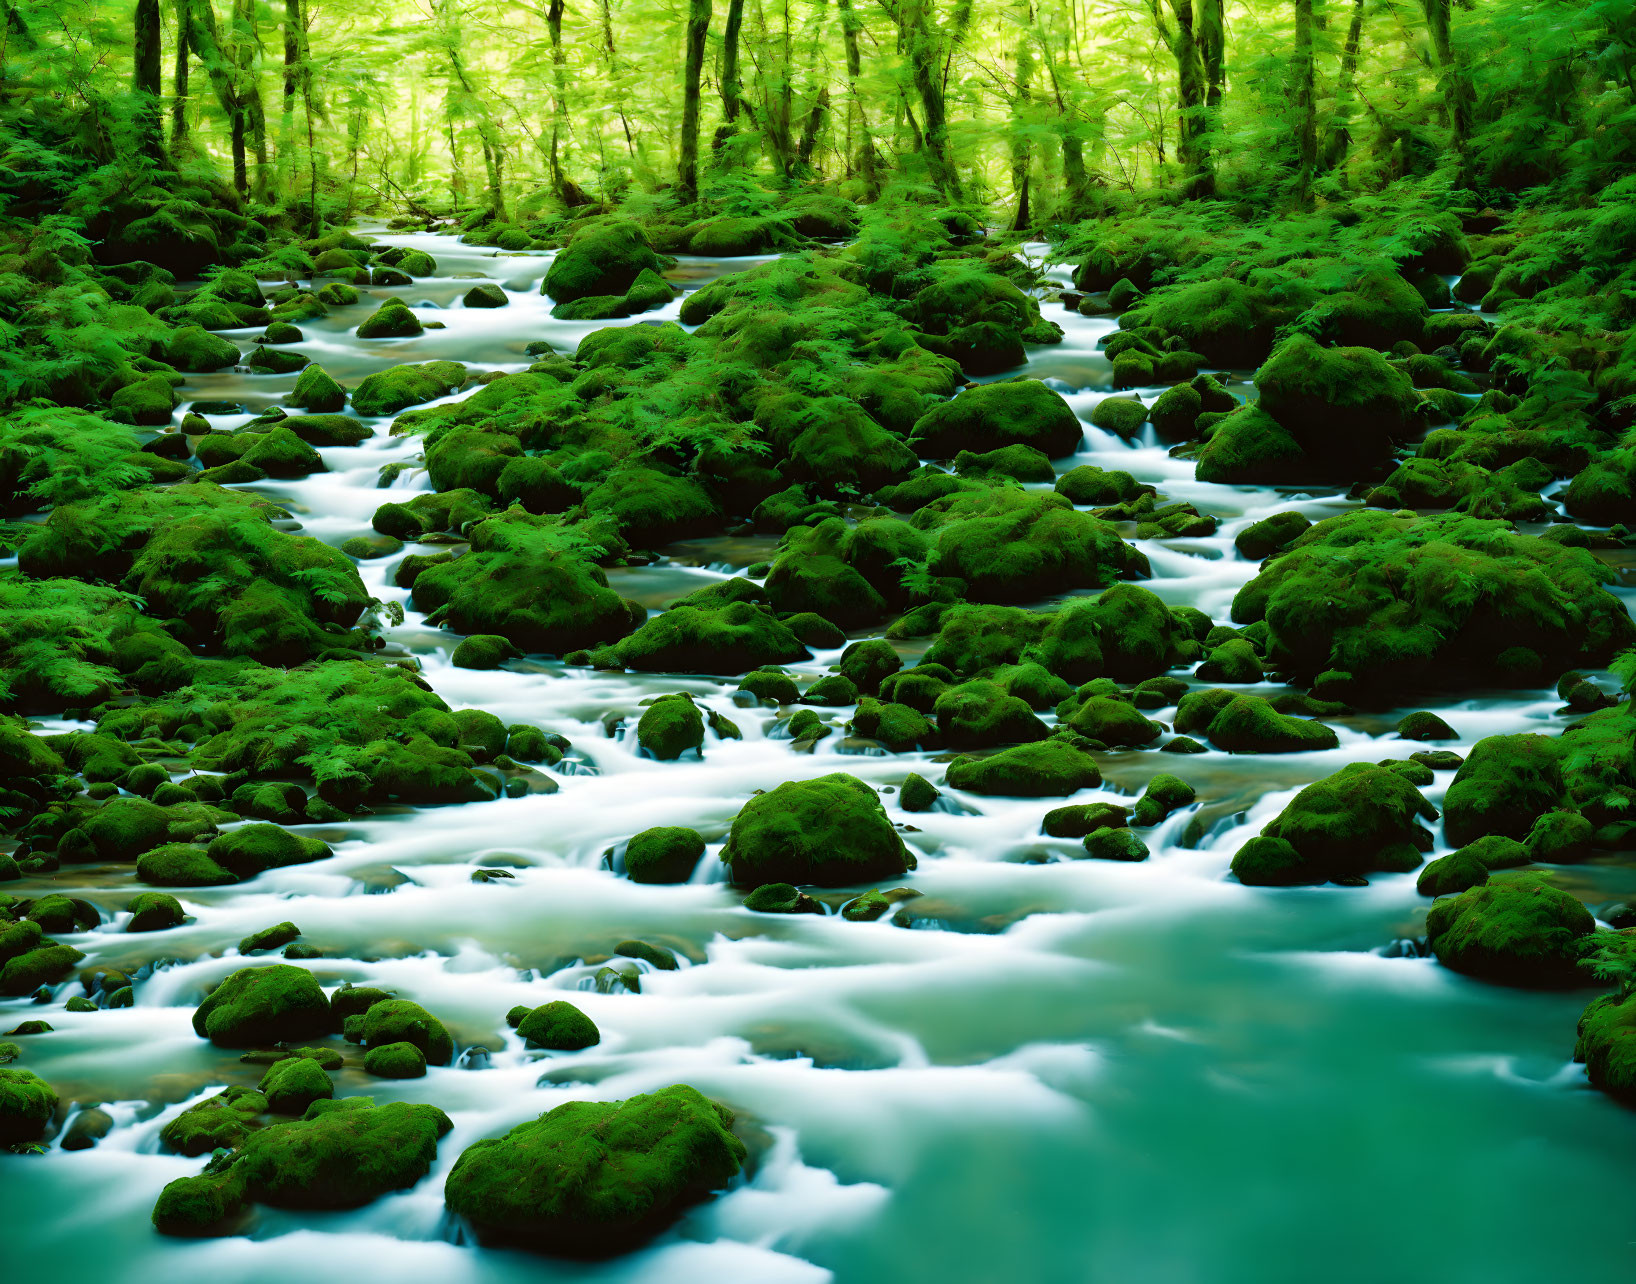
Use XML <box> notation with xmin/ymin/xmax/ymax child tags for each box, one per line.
<box><xmin>6</xmin><ymin>232</ymin><xmax>1636</xmax><ymax>1284</ymax></box>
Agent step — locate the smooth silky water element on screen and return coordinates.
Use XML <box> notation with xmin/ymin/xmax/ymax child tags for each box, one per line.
<box><xmin>6</xmin><ymin>231</ymin><xmax>1635</xmax><ymax>1284</ymax></box>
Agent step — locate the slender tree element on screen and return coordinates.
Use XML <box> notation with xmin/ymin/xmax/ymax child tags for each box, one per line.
<box><xmin>132</xmin><ymin>0</ymin><xmax>164</xmax><ymax>159</ymax></box>
<box><xmin>679</xmin><ymin>0</ymin><xmax>711</xmax><ymax>202</ymax></box>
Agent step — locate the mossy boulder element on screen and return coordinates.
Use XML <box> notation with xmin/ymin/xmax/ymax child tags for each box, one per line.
<box><xmin>443</xmin><ymin>1085</ymin><xmax>745</xmax><ymax>1254</ymax></box>
<box><xmin>235</xmin><ymin>1097</ymin><xmax>453</xmax><ymax>1209</ymax></box>
<box><xmin>635</xmin><ymin>693</ymin><xmax>705</xmax><ymax>761</ymax></box>
<box><xmin>258</xmin><ymin>1055</ymin><xmax>334</xmax><ymax>1114</ymax></box>
<box><xmin>356</xmin><ymin>303</ymin><xmax>422</xmax><ymax>339</ymax></box>
<box><xmin>207</xmin><ymin>825</ymin><xmax>332</xmax><ymax>880</ymax></box>
<box><xmin>544</xmin><ymin>220</ymin><xmax>664</xmax><ymax>303</ymax></box>
<box><xmin>451</xmin><ymin>634</ymin><xmax>523</xmax><ymax>669</ymax></box>
<box><xmin>909</xmin><ymin>380</ymin><xmax>1084</xmax><ymax>458</ymax></box>
<box><xmin>516</xmin><ymin>1000</ymin><xmax>600</xmax><ymax>1050</ymax></box>
<box><xmin>288</xmin><ymin>364</ymin><xmax>347</xmax><ymax>413</ymax></box>
<box><xmin>1083</xmin><ymin>827</ymin><xmax>1150</xmax><ymax>862</ymax></box>
<box><xmin>1575</xmin><ymin>991</ymin><xmax>1636</xmax><ymax>1102</ymax></box>
<box><xmin>365</xmin><ymin>1042</ymin><xmax>427</xmax><ymax>1078</ymax></box>
<box><xmin>1249</xmin><ymin>763</ymin><xmax>1438</xmax><ymax>883</ymax></box>
<box><xmin>1442</xmin><ymin>734</ymin><xmax>1563</xmax><ymax>846</ymax></box>
<box><xmin>1228</xmin><ymin>511</ymin><xmax>1636</xmax><ymax>693</ymax></box>
<box><xmin>350</xmin><ymin>361</ymin><xmax>465</xmax><ymax>417</ymax></box>
<box><xmin>0</xmin><ymin>1066</ymin><xmax>56</xmax><ymax>1144</ymax></box>
<box><xmin>1426</xmin><ymin>874</ymin><xmax>1596</xmax><ymax>987</ymax></box>
<box><xmin>944</xmin><ymin>735</ymin><xmax>1103</xmax><ymax>797</ymax></box>
<box><xmin>127</xmin><ymin>891</ymin><xmax>186</xmax><ymax>932</ymax></box>
<box><xmin>600</xmin><ymin>603</ymin><xmax>807</xmax><ymax>675</ymax></box>
<box><xmin>1416</xmin><ymin>851</ymin><xmax>1490</xmax><ymax>897</ymax></box>
<box><xmin>721</xmin><ymin>773</ymin><xmax>914</xmax><ymax>887</ymax></box>
<box><xmin>160</xmin><ymin>1087</ymin><xmax>267</xmax><ymax>1155</ymax></box>
<box><xmin>137</xmin><ymin>843</ymin><xmax>236</xmax><ymax>887</ymax></box>
<box><xmin>1</xmin><ymin>943</ymin><xmax>86</xmax><ymax>995</ymax></box>
<box><xmin>191</xmin><ymin>964</ymin><xmax>333</xmax><ymax>1046</ymax></box>
<box><xmin>342</xmin><ymin>998</ymin><xmax>453</xmax><ymax>1065</ymax></box>
<box><xmin>625</xmin><ymin>827</ymin><xmax>705</xmax><ymax>884</ymax></box>
<box><xmin>934</xmin><ymin>680</ymin><xmax>1048</xmax><ymax>748</ymax></box>
<box><xmin>160</xmin><ymin>326</ymin><xmax>241</xmax><ymax>373</ymax></box>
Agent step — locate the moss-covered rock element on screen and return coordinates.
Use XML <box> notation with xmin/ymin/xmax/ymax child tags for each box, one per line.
<box><xmin>364</xmin><ymin>1042</ymin><xmax>427</xmax><ymax>1078</ymax></box>
<box><xmin>1</xmin><ymin>943</ymin><xmax>86</xmax><ymax>995</ymax></box>
<box><xmin>635</xmin><ymin>693</ymin><xmax>706</xmax><ymax>761</ymax></box>
<box><xmin>0</xmin><ymin>1066</ymin><xmax>56</xmax><ymax>1144</ymax></box>
<box><xmin>625</xmin><ymin>827</ymin><xmax>705</xmax><ymax>884</ymax></box>
<box><xmin>544</xmin><ymin>220</ymin><xmax>665</xmax><ymax>303</ymax></box>
<box><xmin>1575</xmin><ymin>991</ymin><xmax>1636</xmax><ymax>1102</ymax></box>
<box><xmin>1252</xmin><ymin>763</ymin><xmax>1437</xmax><ymax>882</ymax></box>
<box><xmin>137</xmin><ymin>842</ymin><xmax>236</xmax><ymax>887</ymax></box>
<box><xmin>1131</xmin><ymin>774</ymin><xmax>1196</xmax><ymax>827</ymax></box>
<box><xmin>1416</xmin><ymin>851</ymin><xmax>1490</xmax><ymax>897</ymax></box>
<box><xmin>1083</xmin><ymin>827</ymin><xmax>1150</xmax><ymax>862</ymax></box>
<box><xmin>516</xmin><ymin>1000</ymin><xmax>600</xmax><ymax>1050</ymax></box>
<box><xmin>944</xmin><ymin>735</ymin><xmax>1103</xmax><ymax>797</ymax></box>
<box><xmin>1229</xmin><ymin>511</ymin><xmax>1635</xmax><ymax>694</ymax></box>
<box><xmin>721</xmin><ymin>773</ymin><xmax>914</xmax><ymax>887</ymax></box>
<box><xmin>351</xmin><ymin>361</ymin><xmax>466</xmax><ymax>417</ymax></box>
<box><xmin>342</xmin><ymin>998</ymin><xmax>453</xmax><ymax>1065</ymax></box>
<box><xmin>934</xmin><ymin>680</ymin><xmax>1048</xmax><ymax>748</ymax></box>
<box><xmin>191</xmin><ymin>964</ymin><xmax>333</xmax><ymax>1046</ymax></box>
<box><xmin>909</xmin><ymin>380</ymin><xmax>1084</xmax><ymax>458</ymax></box>
<box><xmin>160</xmin><ymin>1087</ymin><xmax>267</xmax><ymax>1155</ymax></box>
<box><xmin>599</xmin><ymin>602</ymin><xmax>807</xmax><ymax>675</ymax></box>
<box><xmin>443</xmin><ymin>1085</ymin><xmax>745</xmax><ymax>1253</ymax></box>
<box><xmin>1442</xmin><ymin>734</ymin><xmax>1563</xmax><ymax>846</ymax></box>
<box><xmin>356</xmin><ymin>302</ymin><xmax>423</xmax><ymax>339</ymax></box>
<box><xmin>127</xmin><ymin>891</ymin><xmax>186</xmax><ymax>932</ymax></box>
<box><xmin>236</xmin><ymin>1097</ymin><xmax>453</xmax><ymax>1209</ymax></box>
<box><xmin>258</xmin><ymin>1055</ymin><xmax>334</xmax><ymax>1114</ymax></box>
<box><xmin>1426</xmin><ymin>874</ymin><xmax>1595</xmax><ymax>987</ymax></box>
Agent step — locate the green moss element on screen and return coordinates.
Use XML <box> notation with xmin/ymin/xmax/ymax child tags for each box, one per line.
<box><xmin>852</xmin><ymin>698</ymin><xmax>937</xmax><ymax>751</ymax></box>
<box><xmin>1426</xmin><ymin>873</ymin><xmax>1595</xmax><ymax>987</ymax></box>
<box><xmin>209</xmin><ymin>825</ymin><xmax>333</xmax><ymax>880</ymax></box>
<box><xmin>355</xmin><ymin>302</ymin><xmax>423</xmax><ymax>339</ymax></box>
<box><xmin>635</xmin><ymin>693</ymin><xmax>706</xmax><ymax>760</ymax></box>
<box><xmin>602</xmin><ymin>602</ymin><xmax>807</xmax><ymax>675</ymax></box>
<box><xmin>342</xmin><ymin>998</ymin><xmax>453</xmax><ymax>1065</ymax></box>
<box><xmin>258</xmin><ymin>1055</ymin><xmax>334</xmax><ymax>1114</ymax></box>
<box><xmin>239</xmin><ymin>921</ymin><xmax>301</xmax><ymax>954</ymax></box>
<box><xmin>350</xmin><ymin>361</ymin><xmax>466</xmax><ymax>417</ymax></box>
<box><xmin>1229</xmin><ymin>511</ymin><xmax>1635</xmax><ymax>693</ymax></box>
<box><xmin>158</xmin><ymin>325</ymin><xmax>240</xmax><ymax>373</ymax></box>
<box><xmin>1257</xmin><ymin>762</ymin><xmax>1437</xmax><ymax>881</ymax></box>
<box><xmin>1042</xmin><ymin>802</ymin><xmax>1128</xmax><ymax>838</ymax></box>
<box><xmin>625</xmin><ymin>827</ymin><xmax>705</xmax><ymax>884</ymax></box>
<box><xmin>0</xmin><ymin>1066</ymin><xmax>56</xmax><ymax>1144</ymax></box>
<box><xmin>954</xmin><ymin>443</ymin><xmax>1055</xmax><ymax>482</ymax></box>
<box><xmin>192</xmin><ymin>964</ymin><xmax>333</xmax><ymax>1046</ymax></box>
<box><xmin>1055</xmin><ymin>465</ymin><xmax>1152</xmax><ymax>506</ymax></box>
<box><xmin>151</xmin><ymin>1162</ymin><xmax>248</xmax><ymax>1236</ymax></box>
<box><xmin>909</xmin><ymin>380</ymin><xmax>1084</xmax><ymax>458</ymax></box>
<box><xmin>160</xmin><ymin>1086</ymin><xmax>267</xmax><ymax>1155</ymax></box>
<box><xmin>1575</xmin><ymin>991</ymin><xmax>1636</xmax><ymax>1103</ymax></box>
<box><xmin>1083</xmin><ymin>827</ymin><xmax>1150</xmax><ymax>861</ymax></box>
<box><xmin>934</xmin><ymin>679</ymin><xmax>1047</xmax><ymax>748</ymax></box>
<box><xmin>236</xmin><ymin>1098</ymin><xmax>453</xmax><ymax>1209</ymax></box>
<box><xmin>944</xmin><ymin>735</ymin><xmax>1103</xmax><ymax>797</ymax></box>
<box><xmin>1229</xmin><ymin>835</ymin><xmax>1318</xmax><ymax>886</ymax></box>
<box><xmin>1443</xmin><ymin>734</ymin><xmax>1563</xmax><ymax>845</ymax></box>
<box><xmin>516</xmin><ymin>1000</ymin><xmax>600</xmax><ymax>1050</ymax></box>
<box><xmin>1131</xmin><ymin>774</ymin><xmax>1196</xmax><ymax>827</ymax></box>
<box><xmin>1061</xmin><ymin>695</ymin><xmax>1162</xmax><ymax>747</ymax></box>
<box><xmin>1187</xmin><ymin>692</ymin><xmax>1339</xmax><ymax>754</ymax></box>
<box><xmin>1416</xmin><ymin>851</ymin><xmax>1490</xmax><ymax>897</ymax></box>
<box><xmin>443</xmin><ymin>1085</ymin><xmax>745</xmax><ymax>1253</ymax></box>
<box><xmin>900</xmin><ymin>772</ymin><xmax>940</xmax><ymax>812</ymax></box>
<box><xmin>544</xmin><ymin>220</ymin><xmax>665</xmax><ymax>303</ymax></box>
<box><xmin>137</xmin><ymin>843</ymin><xmax>236</xmax><ymax>887</ymax></box>
<box><xmin>721</xmin><ymin>773</ymin><xmax>914</xmax><ymax>887</ymax></box>
<box><xmin>413</xmin><ymin>516</ymin><xmax>637</xmax><ymax>655</ymax></box>
<box><xmin>127</xmin><ymin>891</ymin><xmax>185</xmax><ymax>932</ymax></box>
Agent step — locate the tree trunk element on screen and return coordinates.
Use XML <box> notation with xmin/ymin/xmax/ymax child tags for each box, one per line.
<box><xmin>597</xmin><ymin>0</ymin><xmax>638</xmax><ymax>157</ymax></box>
<box><xmin>1322</xmin><ymin>0</ymin><xmax>1367</xmax><ymax>172</ymax></box>
<box><xmin>900</xmin><ymin>0</ymin><xmax>961</xmax><ymax>197</ymax></box>
<box><xmin>133</xmin><ymin>0</ymin><xmax>164</xmax><ymax>159</ymax></box>
<box><xmin>547</xmin><ymin>0</ymin><xmax>585</xmax><ymax>202</ymax></box>
<box><xmin>1151</xmin><ymin>0</ymin><xmax>1213</xmax><ymax>197</ymax></box>
<box><xmin>796</xmin><ymin>84</ymin><xmax>829</xmax><ymax>169</ymax></box>
<box><xmin>170</xmin><ymin>0</ymin><xmax>189</xmax><ymax>145</ymax></box>
<box><xmin>281</xmin><ymin>0</ymin><xmax>304</xmax><ymax>194</ymax></box>
<box><xmin>678</xmin><ymin>0</ymin><xmax>711</xmax><ymax>203</ymax></box>
<box><xmin>1008</xmin><ymin>0</ymin><xmax>1034</xmax><ymax>230</ymax></box>
<box><xmin>836</xmin><ymin>0</ymin><xmax>876</xmax><ymax>189</ymax></box>
<box><xmin>1294</xmin><ymin>0</ymin><xmax>1316</xmax><ymax>197</ymax></box>
<box><xmin>715</xmin><ymin>0</ymin><xmax>745</xmax><ymax>149</ymax></box>
<box><xmin>1421</xmin><ymin>0</ymin><xmax>1470</xmax><ymax>149</ymax></box>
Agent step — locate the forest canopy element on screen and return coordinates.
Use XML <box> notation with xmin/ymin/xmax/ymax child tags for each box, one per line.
<box><xmin>1</xmin><ymin>0</ymin><xmax>1632</xmax><ymax>233</ymax></box>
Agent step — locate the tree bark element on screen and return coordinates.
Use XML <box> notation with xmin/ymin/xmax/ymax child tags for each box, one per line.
<box><xmin>170</xmin><ymin>0</ymin><xmax>190</xmax><ymax>145</ymax></box>
<box><xmin>133</xmin><ymin>0</ymin><xmax>164</xmax><ymax>159</ymax></box>
<box><xmin>1322</xmin><ymin>0</ymin><xmax>1367</xmax><ymax>172</ymax></box>
<box><xmin>1150</xmin><ymin>0</ymin><xmax>1213</xmax><ymax>197</ymax></box>
<box><xmin>835</xmin><ymin>0</ymin><xmax>876</xmax><ymax>188</ymax></box>
<box><xmin>1008</xmin><ymin>0</ymin><xmax>1034</xmax><ymax>230</ymax></box>
<box><xmin>716</xmin><ymin>0</ymin><xmax>745</xmax><ymax>147</ymax></box>
<box><xmin>899</xmin><ymin>0</ymin><xmax>961</xmax><ymax>197</ymax></box>
<box><xmin>1421</xmin><ymin>0</ymin><xmax>1470</xmax><ymax>149</ymax></box>
<box><xmin>678</xmin><ymin>0</ymin><xmax>711</xmax><ymax>203</ymax></box>
<box><xmin>1294</xmin><ymin>0</ymin><xmax>1316</xmax><ymax>197</ymax></box>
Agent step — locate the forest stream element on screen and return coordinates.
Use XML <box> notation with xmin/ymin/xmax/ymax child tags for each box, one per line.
<box><xmin>6</xmin><ymin>230</ymin><xmax>1636</xmax><ymax>1283</ymax></box>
